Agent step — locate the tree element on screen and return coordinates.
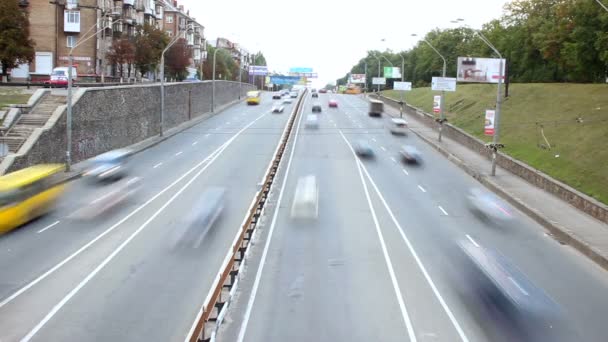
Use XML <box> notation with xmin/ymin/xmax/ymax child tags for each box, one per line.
<box><xmin>107</xmin><ymin>36</ymin><xmax>134</xmax><ymax>79</ymax></box>
<box><xmin>134</xmin><ymin>23</ymin><xmax>169</xmax><ymax>78</ymax></box>
<box><xmin>165</xmin><ymin>38</ymin><xmax>191</xmax><ymax>81</ymax></box>
<box><xmin>0</xmin><ymin>0</ymin><xmax>35</xmax><ymax>80</ymax></box>
<box><xmin>202</xmin><ymin>44</ymin><xmax>240</xmax><ymax>81</ymax></box>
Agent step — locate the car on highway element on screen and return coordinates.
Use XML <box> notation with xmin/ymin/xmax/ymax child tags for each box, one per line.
<box><xmin>272</xmin><ymin>92</ymin><xmax>282</xmax><ymax>99</ymax></box>
<box><xmin>172</xmin><ymin>187</ymin><xmax>226</xmax><ymax>250</ymax></box>
<box><xmin>305</xmin><ymin>114</ymin><xmax>319</xmax><ymax>129</ymax></box>
<box><xmin>369</xmin><ymin>99</ymin><xmax>384</xmax><ymax>117</ymax></box>
<box><xmin>354</xmin><ymin>140</ymin><xmax>374</xmax><ymax>158</ymax></box>
<box><xmin>83</xmin><ymin>149</ymin><xmax>131</xmax><ymax>183</ymax></box>
<box><xmin>291</xmin><ymin>175</ymin><xmax>319</xmax><ymax>219</ymax></box>
<box><xmin>0</xmin><ymin>164</ymin><xmax>66</xmax><ymax>235</ymax></box>
<box><xmin>71</xmin><ymin>177</ymin><xmax>141</xmax><ymax>221</ymax></box>
<box><xmin>290</xmin><ymin>91</ymin><xmax>299</xmax><ymax>98</ymax></box>
<box><xmin>246</xmin><ymin>90</ymin><xmax>261</xmax><ymax>105</ymax></box>
<box><xmin>182</xmin><ymin>76</ymin><xmax>202</xmax><ymax>83</ymax></box>
<box><xmin>399</xmin><ymin>145</ymin><xmax>422</xmax><ymax>164</ymax></box>
<box><xmin>319</xmin><ymin>89</ymin><xmax>327</xmax><ymax>94</ymax></box>
<box><xmin>282</xmin><ymin>97</ymin><xmax>293</xmax><ymax>104</ymax></box>
<box><xmin>312</xmin><ymin>103</ymin><xmax>322</xmax><ymax>113</ymax></box>
<box><xmin>271</xmin><ymin>105</ymin><xmax>285</xmax><ymax>113</ymax></box>
<box><xmin>312</xmin><ymin>92</ymin><xmax>319</xmax><ymax>98</ymax></box>
<box><xmin>389</xmin><ymin>118</ymin><xmax>408</xmax><ymax>135</ymax></box>
<box><xmin>467</xmin><ymin>188</ymin><xmax>515</xmax><ymax>225</ymax></box>
<box><xmin>328</xmin><ymin>99</ymin><xmax>338</xmax><ymax>108</ymax></box>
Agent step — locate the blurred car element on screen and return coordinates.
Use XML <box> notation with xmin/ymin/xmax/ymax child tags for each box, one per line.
<box><xmin>281</xmin><ymin>90</ymin><xmax>290</xmax><ymax>96</ymax></box>
<box><xmin>272</xmin><ymin>92</ymin><xmax>282</xmax><ymax>99</ymax></box>
<box><xmin>319</xmin><ymin>89</ymin><xmax>327</xmax><ymax>94</ymax></box>
<box><xmin>182</xmin><ymin>77</ymin><xmax>202</xmax><ymax>83</ymax></box>
<box><xmin>290</xmin><ymin>91</ymin><xmax>298</xmax><ymax>98</ymax></box>
<box><xmin>272</xmin><ymin>105</ymin><xmax>285</xmax><ymax>113</ymax></box>
<box><xmin>312</xmin><ymin>92</ymin><xmax>319</xmax><ymax>98</ymax></box>
<box><xmin>305</xmin><ymin>114</ymin><xmax>319</xmax><ymax>129</ymax></box>
<box><xmin>467</xmin><ymin>188</ymin><xmax>515</xmax><ymax>225</ymax></box>
<box><xmin>453</xmin><ymin>239</ymin><xmax>579</xmax><ymax>342</ymax></box>
<box><xmin>44</xmin><ymin>67</ymin><xmax>77</xmax><ymax>88</ymax></box>
<box><xmin>328</xmin><ymin>99</ymin><xmax>338</xmax><ymax>108</ymax></box>
<box><xmin>400</xmin><ymin>145</ymin><xmax>422</xmax><ymax>164</ymax></box>
<box><xmin>84</xmin><ymin>149</ymin><xmax>131</xmax><ymax>183</ymax></box>
<box><xmin>71</xmin><ymin>177</ymin><xmax>141</xmax><ymax>220</ymax></box>
<box><xmin>389</xmin><ymin>118</ymin><xmax>408</xmax><ymax>135</ymax></box>
<box><xmin>312</xmin><ymin>103</ymin><xmax>322</xmax><ymax>113</ymax></box>
<box><xmin>291</xmin><ymin>175</ymin><xmax>319</xmax><ymax>219</ymax></box>
<box><xmin>282</xmin><ymin>97</ymin><xmax>293</xmax><ymax>104</ymax></box>
<box><xmin>173</xmin><ymin>187</ymin><xmax>226</xmax><ymax>249</ymax></box>
<box><xmin>354</xmin><ymin>140</ymin><xmax>374</xmax><ymax>158</ymax></box>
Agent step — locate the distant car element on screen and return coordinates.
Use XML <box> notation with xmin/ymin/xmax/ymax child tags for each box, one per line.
<box><xmin>354</xmin><ymin>140</ymin><xmax>374</xmax><ymax>158</ymax></box>
<box><xmin>328</xmin><ymin>99</ymin><xmax>338</xmax><ymax>108</ymax></box>
<box><xmin>173</xmin><ymin>187</ymin><xmax>226</xmax><ymax>249</ymax></box>
<box><xmin>84</xmin><ymin>149</ymin><xmax>131</xmax><ymax>183</ymax></box>
<box><xmin>400</xmin><ymin>145</ymin><xmax>422</xmax><ymax>164</ymax></box>
<box><xmin>71</xmin><ymin>177</ymin><xmax>141</xmax><ymax>220</ymax></box>
<box><xmin>291</xmin><ymin>175</ymin><xmax>319</xmax><ymax>219</ymax></box>
<box><xmin>272</xmin><ymin>92</ymin><xmax>282</xmax><ymax>99</ymax></box>
<box><xmin>290</xmin><ymin>91</ymin><xmax>298</xmax><ymax>98</ymax></box>
<box><xmin>272</xmin><ymin>105</ymin><xmax>285</xmax><ymax>113</ymax></box>
<box><xmin>305</xmin><ymin>114</ymin><xmax>319</xmax><ymax>128</ymax></box>
<box><xmin>319</xmin><ymin>89</ymin><xmax>327</xmax><ymax>94</ymax></box>
<box><xmin>312</xmin><ymin>92</ymin><xmax>319</xmax><ymax>98</ymax></box>
<box><xmin>45</xmin><ymin>66</ymin><xmax>77</xmax><ymax>88</ymax></box>
<box><xmin>182</xmin><ymin>77</ymin><xmax>202</xmax><ymax>83</ymax></box>
<box><xmin>467</xmin><ymin>188</ymin><xmax>514</xmax><ymax>225</ymax></box>
<box><xmin>281</xmin><ymin>90</ymin><xmax>290</xmax><ymax>96</ymax></box>
<box><xmin>312</xmin><ymin>103</ymin><xmax>322</xmax><ymax>113</ymax></box>
<box><xmin>282</xmin><ymin>97</ymin><xmax>293</xmax><ymax>104</ymax></box>
<box><xmin>389</xmin><ymin>118</ymin><xmax>408</xmax><ymax>135</ymax></box>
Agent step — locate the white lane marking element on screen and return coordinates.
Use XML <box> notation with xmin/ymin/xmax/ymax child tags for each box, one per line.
<box><xmin>0</xmin><ymin>112</ymin><xmax>268</xmax><ymax>312</ymax></box>
<box><xmin>418</xmin><ymin>185</ymin><xmax>427</xmax><ymax>193</ymax></box>
<box><xmin>390</xmin><ymin>157</ymin><xmax>397</xmax><ymax>163</ymax></box>
<box><xmin>380</xmin><ymin>146</ymin><xmax>387</xmax><ymax>151</ymax></box>
<box><xmin>227</xmin><ymin>122</ymin><xmax>231</xmax><ymax>125</ymax></box>
<box><xmin>20</xmin><ymin>112</ymin><xmax>270</xmax><ymax>342</ymax></box>
<box><xmin>37</xmin><ymin>221</ymin><xmax>60</xmax><ymax>234</ymax></box>
<box><xmin>466</xmin><ymin>234</ymin><xmax>480</xmax><ymax>248</ymax></box>
<box><xmin>372</xmin><ymin>138</ymin><xmax>377</xmax><ymax>142</ymax></box>
<box><xmin>402</xmin><ymin>169</ymin><xmax>409</xmax><ymax>176</ymax></box>
<box><xmin>438</xmin><ymin>206</ymin><xmax>449</xmax><ymax>216</ymax></box>
<box><xmin>365</xmin><ymin>130</ymin><xmax>369</xmax><ymax>134</ymax></box>
<box><xmin>215</xmin><ymin>127</ymin><xmax>220</xmax><ymax>130</ymax></box>
<box><xmin>508</xmin><ymin>277</ymin><xmax>529</xmax><ymax>296</ymax></box>
<box><xmin>175</xmin><ymin>151</ymin><xmax>183</xmax><ymax>156</ymax></box>
<box><xmin>192</xmin><ymin>141</ymin><xmax>198</xmax><ymax>146</ymax></box>
<box><xmin>236</xmin><ymin>93</ymin><xmax>307</xmax><ymax>342</ymax></box>
<box><xmin>339</xmin><ymin>131</ymin><xmax>470</xmax><ymax>342</ymax></box>
<box><xmin>153</xmin><ymin>162</ymin><xmax>163</xmax><ymax>169</ymax></box>
<box><xmin>341</xmin><ymin>130</ymin><xmax>418</xmax><ymax>341</ymax></box>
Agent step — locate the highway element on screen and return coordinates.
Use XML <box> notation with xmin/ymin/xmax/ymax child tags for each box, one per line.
<box><xmin>219</xmin><ymin>93</ymin><xmax>608</xmax><ymax>342</ymax></box>
<box><xmin>0</xmin><ymin>93</ymin><xmax>294</xmax><ymax>341</ymax></box>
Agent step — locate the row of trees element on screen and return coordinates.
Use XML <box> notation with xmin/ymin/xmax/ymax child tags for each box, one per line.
<box><xmin>338</xmin><ymin>0</ymin><xmax>608</xmax><ymax>88</ymax></box>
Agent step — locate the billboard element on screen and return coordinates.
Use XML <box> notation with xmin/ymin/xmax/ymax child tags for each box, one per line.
<box><xmin>484</xmin><ymin>109</ymin><xmax>496</xmax><ymax>136</ymax></box>
<box><xmin>372</xmin><ymin>77</ymin><xmax>386</xmax><ymax>85</ymax></box>
<box><xmin>433</xmin><ymin>95</ymin><xmax>441</xmax><ymax>113</ymax></box>
<box><xmin>248</xmin><ymin>65</ymin><xmax>268</xmax><ymax>76</ymax></box>
<box><xmin>431</xmin><ymin>77</ymin><xmax>457</xmax><ymax>92</ymax></box>
<box><xmin>270</xmin><ymin>76</ymin><xmax>301</xmax><ymax>85</ymax></box>
<box><xmin>350</xmin><ymin>74</ymin><xmax>366</xmax><ymax>84</ymax></box>
<box><xmin>457</xmin><ymin>57</ymin><xmax>506</xmax><ymax>83</ymax></box>
<box><xmin>394</xmin><ymin>81</ymin><xmax>412</xmax><ymax>91</ymax></box>
<box><xmin>289</xmin><ymin>67</ymin><xmax>313</xmax><ymax>73</ymax></box>
<box><xmin>383</xmin><ymin>67</ymin><xmax>402</xmax><ymax>79</ymax></box>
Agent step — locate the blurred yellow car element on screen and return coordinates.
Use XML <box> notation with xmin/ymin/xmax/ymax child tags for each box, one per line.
<box><xmin>0</xmin><ymin>164</ymin><xmax>66</xmax><ymax>234</ymax></box>
<box><xmin>246</xmin><ymin>91</ymin><xmax>261</xmax><ymax>105</ymax></box>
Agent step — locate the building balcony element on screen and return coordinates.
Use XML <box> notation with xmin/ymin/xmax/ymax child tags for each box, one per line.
<box><xmin>123</xmin><ymin>0</ymin><xmax>134</xmax><ymax>6</ymax></box>
<box><xmin>111</xmin><ymin>6</ymin><xmax>122</xmax><ymax>17</ymax></box>
<box><xmin>18</xmin><ymin>0</ymin><xmax>29</xmax><ymax>7</ymax></box>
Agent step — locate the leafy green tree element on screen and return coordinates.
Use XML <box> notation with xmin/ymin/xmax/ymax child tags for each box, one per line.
<box><xmin>0</xmin><ymin>0</ymin><xmax>35</xmax><ymax>80</ymax></box>
<box><xmin>133</xmin><ymin>23</ymin><xmax>169</xmax><ymax>77</ymax></box>
<box><xmin>165</xmin><ymin>38</ymin><xmax>192</xmax><ymax>81</ymax></box>
<box><xmin>107</xmin><ymin>36</ymin><xmax>135</xmax><ymax>79</ymax></box>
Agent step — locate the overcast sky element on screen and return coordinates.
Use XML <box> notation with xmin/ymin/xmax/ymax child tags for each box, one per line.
<box><xmin>179</xmin><ymin>0</ymin><xmax>510</xmax><ymax>87</ymax></box>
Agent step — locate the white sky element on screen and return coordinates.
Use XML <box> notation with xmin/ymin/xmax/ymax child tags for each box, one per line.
<box><xmin>179</xmin><ymin>0</ymin><xmax>510</xmax><ymax>87</ymax></box>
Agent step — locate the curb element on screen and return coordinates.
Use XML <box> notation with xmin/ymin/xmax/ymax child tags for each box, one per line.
<box><xmin>411</xmin><ymin>127</ymin><xmax>608</xmax><ymax>272</ymax></box>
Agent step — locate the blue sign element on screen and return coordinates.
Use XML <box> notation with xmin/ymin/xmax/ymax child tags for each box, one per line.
<box><xmin>249</xmin><ymin>65</ymin><xmax>268</xmax><ymax>76</ymax></box>
<box><xmin>270</xmin><ymin>76</ymin><xmax>301</xmax><ymax>85</ymax></box>
<box><xmin>289</xmin><ymin>67</ymin><xmax>313</xmax><ymax>73</ymax></box>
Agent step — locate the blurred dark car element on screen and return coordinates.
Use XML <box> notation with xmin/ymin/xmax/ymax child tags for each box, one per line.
<box><xmin>319</xmin><ymin>89</ymin><xmax>327</xmax><ymax>94</ymax></box>
<box><xmin>312</xmin><ymin>92</ymin><xmax>319</xmax><ymax>98</ymax></box>
<box><xmin>173</xmin><ymin>187</ymin><xmax>226</xmax><ymax>249</ymax></box>
<box><xmin>84</xmin><ymin>149</ymin><xmax>131</xmax><ymax>183</ymax></box>
<box><xmin>400</xmin><ymin>145</ymin><xmax>422</xmax><ymax>164</ymax></box>
<box><xmin>354</xmin><ymin>140</ymin><xmax>374</xmax><ymax>158</ymax></box>
<box><xmin>453</xmin><ymin>239</ymin><xmax>579</xmax><ymax>342</ymax></box>
<box><xmin>272</xmin><ymin>92</ymin><xmax>282</xmax><ymax>99</ymax></box>
<box><xmin>312</xmin><ymin>103</ymin><xmax>322</xmax><ymax>113</ymax></box>
<box><xmin>467</xmin><ymin>188</ymin><xmax>514</xmax><ymax>225</ymax></box>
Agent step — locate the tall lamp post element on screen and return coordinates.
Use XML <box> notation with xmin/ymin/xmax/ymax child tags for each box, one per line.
<box><xmin>411</xmin><ymin>33</ymin><xmax>447</xmax><ymax>142</ymax></box>
<box><xmin>65</xmin><ymin>19</ymin><xmax>122</xmax><ymax>171</ymax></box>
<box><xmin>372</xmin><ymin>53</ymin><xmax>381</xmax><ymax>92</ymax></box>
<box><xmin>160</xmin><ymin>25</ymin><xmax>190</xmax><ymax>137</ymax></box>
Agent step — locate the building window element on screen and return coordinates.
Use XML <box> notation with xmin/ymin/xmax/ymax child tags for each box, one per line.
<box><xmin>66</xmin><ymin>0</ymin><xmax>78</xmax><ymax>9</ymax></box>
<box><xmin>66</xmin><ymin>35</ymin><xmax>77</xmax><ymax>48</ymax></box>
<box><xmin>166</xmin><ymin>15</ymin><xmax>173</xmax><ymax>23</ymax></box>
<box><xmin>167</xmin><ymin>30</ymin><xmax>172</xmax><ymax>37</ymax></box>
<box><xmin>66</xmin><ymin>10</ymin><xmax>80</xmax><ymax>24</ymax></box>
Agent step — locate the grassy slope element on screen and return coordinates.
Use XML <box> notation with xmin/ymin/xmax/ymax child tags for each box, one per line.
<box><xmin>0</xmin><ymin>89</ymin><xmax>30</xmax><ymax>110</ymax></box>
<box><xmin>384</xmin><ymin>84</ymin><xmax>608</xmax><ymax>204</ymax></box>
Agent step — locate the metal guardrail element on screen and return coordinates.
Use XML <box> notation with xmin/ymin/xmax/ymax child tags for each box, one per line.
<box><xmin>186</xmin><ymin>90</ymin><xmax>307</xmax><ymax>342</ymax></box>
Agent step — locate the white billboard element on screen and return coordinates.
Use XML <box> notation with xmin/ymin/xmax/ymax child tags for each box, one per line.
<box><xmin>350</xmin><ymin>74</ymin><xmax>366</xmax><ymax>84</ymax></box>
<box><xmin>394</xmin><ymin>81</ymin><xmax>412</xmax><ymax>91</ymax></box>
<box><xmin>431</xmin><ymin>77</ymin><xmax>457</xmax><ymax>92</ymax></box>
<box><xmin>457</xmin><ymin>57</ymin><xmax>506</xmax><ymax>83</ymax></box>
<box><xmin>372</xmin><ymin>77</ymin><xmax>386</xmax><ymax>85</ymax></box>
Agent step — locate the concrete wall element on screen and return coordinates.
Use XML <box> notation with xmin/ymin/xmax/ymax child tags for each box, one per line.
<box><xmin>6</xmin><ymin>81</ymin><xmax>253</xmax><ymax>172</ymax></box>
<box><xmin>378</xmin><ymin>94</ymin><xmax>608</xmax><ymax>225</ymax></box>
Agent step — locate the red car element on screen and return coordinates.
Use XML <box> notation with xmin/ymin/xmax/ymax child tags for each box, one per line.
<box><xmin>328</xmin><ymin>99</ymin><xmax>338</xmax><ymax>108</ymax></box>
<box><xmin>319</xmin><ymin>89</ymin><xmax>328</xmax><ymax>94</ymax></box>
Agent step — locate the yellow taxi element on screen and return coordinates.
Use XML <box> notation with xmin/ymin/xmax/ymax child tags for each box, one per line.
<box><xmin>246</xmin><ymin>90</ymin><xmax>261</xmax><ymax>105</ymax></box>
<box><xmin>0</xmin><ymin>164</ymin><xmax>66</xmax><ymax>234</ymax></box>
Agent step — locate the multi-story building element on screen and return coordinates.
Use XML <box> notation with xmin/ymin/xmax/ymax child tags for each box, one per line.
<box><xmin>161</xmin><ymin>0</ymin><xmax>205</xmax><ymax>77</ymax></box>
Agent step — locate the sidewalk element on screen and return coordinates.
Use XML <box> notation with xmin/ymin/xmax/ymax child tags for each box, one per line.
<box><xmin>376</xmin><ymin>95</ymin><xmax>608</xmax><ymax>271</ymax></box>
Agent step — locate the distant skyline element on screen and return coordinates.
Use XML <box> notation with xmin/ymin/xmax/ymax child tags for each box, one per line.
<box><xmin>180</xmin><ymin>0</ymin><xmax>510</xmax><ymax>87</ymax></box>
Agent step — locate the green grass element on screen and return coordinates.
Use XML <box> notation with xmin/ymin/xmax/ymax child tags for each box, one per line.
<box><xmin>384</xmin><ymin>83</ymin><xmax>608</xmax><ymax>204</ymax></box>
<box><xmin>0</xmin><ymin>89</ymin><xmax>30</xmax><ymax>110</ymax></box>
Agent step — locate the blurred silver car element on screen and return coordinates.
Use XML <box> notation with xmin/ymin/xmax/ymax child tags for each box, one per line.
<box><xmin>467</xmin><ymin>188</ymin><xmax>514</xmax><ymax>225</ymax></box>
<box><xmin>83</xmin><ymin>149</ymin><xmax>131</xmax><ymax>183</ymax></box>
<box><xmin>400</xmin><ymin>145</ymin><xmax>422</xmax><ymax>164</ymax></box>
<box><xmin>354</xmin><ymin>139</ymin><xmax>374</xmax><ymax>158</ymax></box>
<box><xmin>173</xmin><ymin>187</ymin><xmax>226</xmax><ymax>249</ymax></box>
<box><xmin>271</xmin><ymin>105</ymin><xmax>285</xmax><ymax>113</ymax></box>
<box><xmin>389</xmin><ymin>118</ymin><xmax>408</xmax><ymax>135</ymax></box>
<box><xmin>305</xmin><ymin>114</ymin><xmax>319</xmax><ymax>129</ymax></box>
<box><xmin>71</xmin><ymin>177</ymin><xmax>141</xmax><ymax>220</ymax></box>
<box><xmin>291</xmin><ymin>175</ymin><xmax>319</xmax><ymax>219</ymax></box>
<box><xmin>282</xmin><ymin>97</ymin><xmax>293</xmax><ymax>104</ymax></box>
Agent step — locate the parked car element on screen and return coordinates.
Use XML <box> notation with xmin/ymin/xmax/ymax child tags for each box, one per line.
<box><xmin>400</xmin><ymin>145</ymin><xmax>422</xmax><ymax>164</ymax></box>
<box><xmin>305</xmin><ymin>114</ymin><xmax>319</xmax><ymax>129</ymax></box>
<box><xmin>44</xmin><ymin>67</ymin><xmax>77</xmax><ymax>88</ymax></box>
<box><xmin>83</xmin><ymin>149</ymin><xmax>131</xmax><ymax>183</ymax></box>
<box><xmin>328</xmin><ymin>99</ymin><xmax>338</xmax><ymax>108</ymax></box>
<box><xmin>354</xmin><ymin>140</ymin><xmax>374</xmax><ymax>158</ymax></box>
<box><xmin>312</xmin><ymin>103</ymin><xmax>322</xmax><ymax>113</ymax></box>
<box><xmin>389</xmin><ymin>118</ymin><xmax>408</xmax><ymax>135</ymax></box>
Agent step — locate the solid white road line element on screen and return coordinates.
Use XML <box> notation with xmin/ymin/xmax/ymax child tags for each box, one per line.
<box><xmin>381</xmin><ymin>146</ymin><xmax>387</xmax><ymax>151</ymax></box>
<box><xmin>0</xmin><ymin>112</ymin><xmax>268</xmax><ymax>312</ymax></box>
<box><xmin>372</xmin><ymin>138</ymin><xmax>377</xmax><ymax>142</ymax></box>
<box><xmin>466</xmin><ymin>234</ymin><xmax>480</xmax><ymax>248</ymax></box>
<box><xmin>418</xmin><ymin>185</ymin><xmax>427</xmax><ymax>193</ymax></box>
<box><xmin>438</xmin><ymin>206</ymin><xmax>449</xmax><ymax>216</ymax></box>
<box><xmin>339</xmin><ymin>131</ymin><xmax>470</xmax><ymax>342</ymax></box>
<box><xmin>205</xmin><ymin>134</ymin><xmax>210</xmax><ymax>137</ymax></box>
<box><xmin>402</xmin><ymin>169</ymin><xmax>409</xmax><ymax>176</ymax></box>
<box><xmin>340</xmin><ymin>130</ymin><xmax>418</xmax><ymax>342</ymax></box>
<box><xmin>153</xmin><ymin>162</ymin><xmax>163</xmax><ymax>169</ymax></box>
<box><xmin>391</xmin><ymin>157</ymin><xmax>397</xmax><ymax>163</ymax></box>
<box><xmin>175</xmin><ymin>151</ymin><xmax>183</xmax><ymax>156</ymax></box>
<box><xmin>236</xmin><ymin>94</ymin><xmax>307</xmax><ymax>342</ymax></box>
<box><xmin>37</xmin><ymin>221</ymin><xmax>60</xmax><ymax>234</ymax></box>
<box><xmin>192</xmin><ymin>141</ymin><xmax>198</xmax><ymax>146</ymax></box>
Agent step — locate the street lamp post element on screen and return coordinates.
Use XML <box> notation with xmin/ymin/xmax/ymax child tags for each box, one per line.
<box><xmin>160</xmin><ymin>30</ymin><xmax>187</xmax><ymax>137</ymax></box>
<box><xmin>399</xmin><ymin>53</ymin><xmax>405</xmax><ymax>118</ymax></box>
<box><xmin>412</xmin><ymin>34</ymin><xmax>447</xmax><ymax>142</ymax></box>
<box><xmin>65</xmin><ymin>19</ymin><xmax>122</xmax><ymax>171</ymax></box>
<box><xmin>364</xmin><ymin>60</ymin><xmax>367</xmax><ymax>93</ymax></box>
<box><xmin>372</xmin><ymin>53</ymin><xmax>381</xmax><ymax>92</ymax></box>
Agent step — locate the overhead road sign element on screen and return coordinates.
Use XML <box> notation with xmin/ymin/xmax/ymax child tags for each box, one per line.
<box><xmin>270</xmin><ymin>76</ymin><xmax>302</xmax><ymax>85</ymax></box>
<box><xmin>249</xmin><ymin>65</ymin><xmax>268</xmax><ymax>76</ymax></box>
<box><xmin>289</xmin><ymin>72</ymin><xmax>318</xmax><ymax>78</ymax></box>
<box><xmin>431</xmin><ymin>77</ymin><xmax>457</xmax><ymax>92</ymax></box>
<box><xmin>289</xmin><ymin>67</ymin><xmax>313</xmax><ymax>73</ymax></box>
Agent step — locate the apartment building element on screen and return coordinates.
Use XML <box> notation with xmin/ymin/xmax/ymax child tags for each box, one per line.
<box><xmin>162</xmin><ymin>0</ymin><xmax>205</xmax><ymax>74</ymax></box>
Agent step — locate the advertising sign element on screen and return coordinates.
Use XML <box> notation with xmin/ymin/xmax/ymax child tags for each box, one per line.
<box><xmin>431</xmin><ymin>77</ymin><xmax>457</xmax><ymax>92</ymax></box>
<box><xmin>289</xmin><ymin>67</ymin><xmax>313</xmax><ymax>73</ymax></box>
<box><xmin>289</xmin><ymin>72</ymin><xmax>318</xmax><ymax>78</ymax></box>
<box><xmin>484</xmin><ymin>109</ymin><xmax>496</xmax><ymax>136</ymax></box>
<box><xmin>394</xmin><ymin>81</ymin><xmax>412</xmax><ymax>91</ymax></box>
<box><xmin>270</xmin><ymin>76</ymin><xmax>301</xmax><ymax>85</ymax></box>
<box><xmin>350</xmin><ymin>74</ymin><xmax>366</xmax><ymax>84</ymax></box>
<box><xmin>433</xmin><ymin>95</ymin><xmax>441</xmax><ymax>114</ymax></box>
<box><xmin>248</xmin><ymin>65</ymin><xmax>268</xmax><ymax>76</ymax></box>
<box><xmin>383</xmin><ymin>67</ymin><xmax>402</xmax><ymax>79</ymax></box>
<box><xmin>457</xmin><ymin>57</ymin><xmax>506</xmax><ymax>83</ymax></box>
<box><xmin>372</xmin><ymin>77</ymin><xmax>386</xmax><ymax>85</ymax></box>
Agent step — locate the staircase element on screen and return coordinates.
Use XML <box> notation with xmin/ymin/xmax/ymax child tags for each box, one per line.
<box><xmin>2</xmin><ymin>95</ymin><xmax>66</xmax><ymax>154</ymax></box>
